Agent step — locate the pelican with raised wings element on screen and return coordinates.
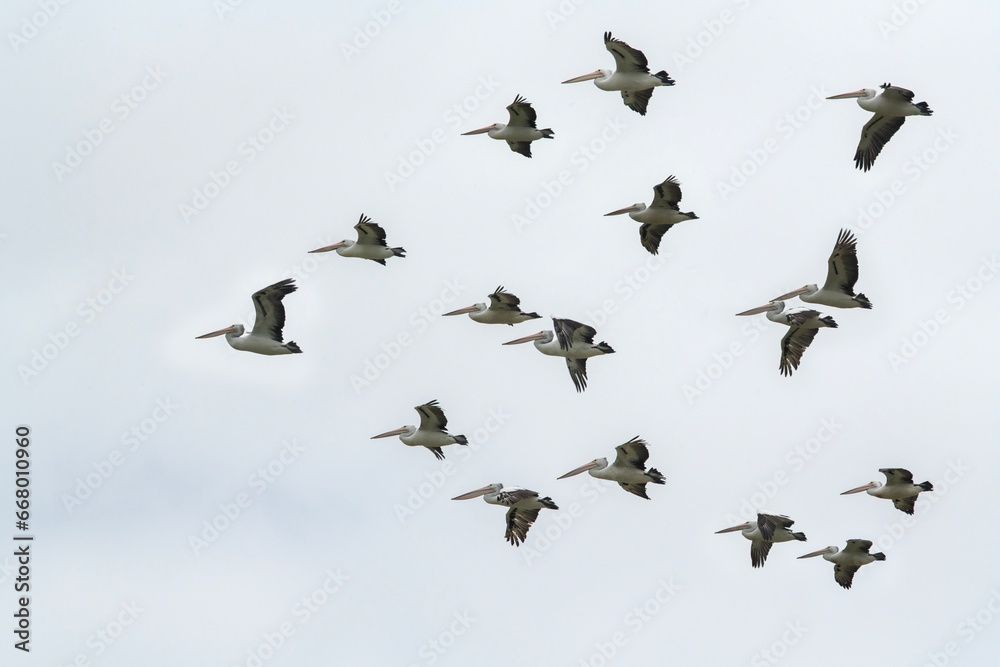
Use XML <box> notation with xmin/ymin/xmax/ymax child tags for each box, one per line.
<box><xmin>563</xmin><ymin>32</ymin><xmax>674</xmax><ymax>116</ymax></box>
<box><xmin>443</xmin><ymin>286</ymin><xmax>541</xmax><ymax>325</ymax></box>
<box><xmin>841</xmin><ymin>468</ymin><xmax>933</xmax><ymax>515</ymax></box>
<box><xmin>799</xmin><ymin>539</ymin><xmax>885</xmax><ymax>589</ymax></box>
<box><xmin>452</xmin><ymin>483</ymin><xmax>558</xmax><ymax>547</ymax></box>
<box><xmin>736</xmin><ymin>301</ymin><xmax>838</xmax><ymax>376</ymax></box>
<box><xmin>195</xmin><ymin>278</ymin><xmax>302</xmax><ymax>355</ymax></box>
<box><xmin>774</xmin><ymin>229</ymin><xmax>872</xmax><ymax>309</ymax></box>
<box><xmin>716</xmin><ymin>513</ymin><xmax>807</xmax><ymax>568</ymax></box>
<box><xmin>605</xmin><ymin>175</ymin><xmax>698</xmax><ymax>255</ymax></box>
<box><xmin>558</xmin><ymin>436</ymin><xmax>665</xmax><ymax>499</ymax></box>
<box><xmin>308</xmin><ymin>214</ymin><xmax>405</xmax><ymax>265</ymax></box>
<box><xmin>503</xmin><ymin>317</ymin><xmax>615</xmax><ymax>392</ymax></box>
<box><xmin>371</xmin><ymin>400</ymin><xmax>468</xmax><ymax>460</ymax></box>
<box><xmin>828</xmin><ymin>83</ymin><xmax>933</xmax><ymax>171</ymax></box>
<box><xmin>461</xmin><ymin>95</ymin><xmax>554</xmax><ymax>158</ymax></box>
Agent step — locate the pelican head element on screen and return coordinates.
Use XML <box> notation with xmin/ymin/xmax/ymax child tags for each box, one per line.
<box><xmin>308</xmin><ymin>240</ymin><xmax>350</xmax><ymax>253</ymax></box>
<box><xmin>561</xmin><ymin>69</ymin><xmax>610</xmax><ymax>84</ymax></box>
<box><xmin>557</xmin><ymin>458</ymin><xmax>608</xmax><ymax>479</ymax></box>
<box><xmin>452</xmin><ymin>483</ymin><xmax>502</xmax><ymax>501</ymax></box>
<box><xmin>371</xmin><ymin>425</ymin><xmax>416</xmax><ymax>440</ymax></box>
<box><xmin>772</xmin><ymin>284</ymin><xmax>818</xmax><ymax>301</ymax></box>
<box><xmin>841</xmin><ymin>481</ymin><xmax>882</xmax><ymax>495</ymax></box>
<box><xmin>461</xmin><ymin>123</ymin><xmax>502</xmax><ymax>136</ymax></box>
<box><xmin>715</xmin><ymin>521</ymin><xmax>753</xmax><ymax>534</ymax></box>
<box><xmin>502</xmin><ymin>330</ymin><xmax>552</xmax><ymax>345</ymax></box>
<box><xmin>735</xmin><ymin>301</ymin><xmax>783</xmax><ymax>317</ymax></box>
<box><xmin>798</xmin><ymin>546</ymin><xmax>839</xmax><ymax>559</ymax></box>
<box><xmin>827</xmin><ymin>88</ymin><xmax>877</xmax><ymax>103</ymax></box>
<box><xmin>443</xmin><ymin>303</ymin><xmax>486</xmax><ymax>317</ymax></box>
<box><xmin>604</xmin><ymin>203</ymin><xmax>646</xmax><ymax>217</ymax></box>
<box><xmin>196</xmin><ymin>323</ymin><xmax>243</xmax><ymax>339</ymax></box>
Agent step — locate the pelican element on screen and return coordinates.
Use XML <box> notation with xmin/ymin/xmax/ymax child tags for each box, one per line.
<box><xmin>841</xmin><ymin>468</ymin><xmax>933</xmax><ymax>515</ymax></box>
<box><xmin>604</xmin><ymin>175</ymin><xmax>698</xmax><ymax>255</ymax></box>
<box><xmin>798</xmin><ymin>539</ymin><xmax>885</xmax><ymax>589</ymax></box>
<box><xmin>503</xmin><ymin>318</ymin><xmax>615</xmax><ymax>392</ymax></box>
<box><xmin>557</xmin><ymin>436</ymin><xmax>665</xmax><ymax>499</ymax></box>
<box><xmin>443</xmin><ymin>286</ymin><xmax>541</xmax><ymax>325</ymax></box>
<box><xmin>562</xmin><ymin>31</ymin><xmax>674</xmax><ymax>116</ymax></box>
<box><xmin>773</xmin><ymin>229</ymin><xmax>872</xmax><ymax>309</ymax></box>
<box><xmin>736</xmin><ymin>301</ymin><xmax>838</xmax><ymax>376</ymax></box>
<box><xmin>827</xmin><ymin>83</ymin><xmax>933</xmax><ymax>171</ymax></box>
<box><xmin>452</xmin><ymin>483</ymin><xmax>558</xmax><ymax>547</ymax></box>
<box><xmin>461</xmin><ymin>95</ymin><xmax>554</xmax><ymax>158</ymax></box>
<box><xmin>370</xmin><ymin>400</ymin><xmax>468</xmax><ymax>460</ymax></box>
<box><xmin>308</xmin><ymin>214</ymin><xmax>405</xmax><ymax>265</ymax></box>
<box><xmin>716</xmin><ymin>513</ymin><xmax>807</xmax><ymax>568</ymax></box>
<box><xmin>195</xmin><ymin>278</ymin><xmax>302</xmax><ymax>355</ymax></box>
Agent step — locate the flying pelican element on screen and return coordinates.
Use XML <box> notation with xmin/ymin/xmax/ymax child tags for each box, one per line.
<box><xmin>841</xmin><ymin>468</ymin><xmax>933</xmax><ymax>515</ymax></box>
<box><xmin>827</xmin><ymin>83</ymin><xmax>933</xmax><ymax>171</ymax></box>
<box><xmin>453</xmin><ymin>483</ymin><xmax>558</xmax><ymax>546</ymax></box>
<box><xmin>370</xmin><ymin>400</ymin><xmax>468</xmax><ymax>460</ymax></box>
<box><xmin>195</xmin><ymin>278</ymin><xmax>302</xmax><ymax>355</ymax></box>
<box><xmin>773</xmin><ymin>229</ymin><xmax>872</xmax><ymax>309</ymax></box>
<box><xmin>308</xmin><ymin>214</ymin><xmax>405</xmax><ymax>265</ymax></box>
<box><xmin>798</xmin><ymin>539</ymin><xmax>885</xmax><ymax>589</ymax></box>
<box><xmin>562</xmin><ymin>31</ymin><xmax>674</xmax><ymax>116</ymax></box>
<box><xmin>557</xmin><ymin>436</ymin><xmax>665</xmax><ymax>499</ymax></box>
<box><xmin>605</xmin><ymin>175</ymin><xmax>698</xmax><ymax>255</ymax></box>
<box><xmin>716</xmin><ymin>513</ymin><xmax>807</xmax><ymax>568</ymax></box>
<box><xmin>443</xmin><ymin>286</ymin><xmax>541</xmax><ymax>325</ymax></box>
<box><xmin>736</xmin><ymin>301</ymin><xmax>838</xmax><ymax>376</ymax></box>
<box><xmin>503</xmin><ymin>318</ymin><xmax>615</xmax><ymax>392</ymax></box>
<box><xmin>461</xmin><ymin>95</ymin><xmax>554</xmax><ymax>158</ymax></box>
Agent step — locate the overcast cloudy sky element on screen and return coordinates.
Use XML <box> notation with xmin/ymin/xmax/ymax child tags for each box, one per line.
<box><xmin>4</xmin><ymin>1</ymin><xmax>1000</xmax><ymax>665</ymax></box>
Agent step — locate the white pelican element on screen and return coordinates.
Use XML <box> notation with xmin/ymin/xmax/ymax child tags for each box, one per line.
<box><xmin>370</xmin><ymin>400</ymin><xmax>468</xmax><ymax>460</ymax></box>
<box><xmin>443</xmin><ymin>286</ymin><xmax>541</xmax><ymax>326</ymax></box>
<box><xmin>195</xmin><ymin>278</ymin><xmax>302</xmax><ymax>355</ymax></box>
<box><xmin>452</xmin><ymin>483</ymin><xmax>558</xmax><ymax>547</ymax></box>
<box><xmin>736</xmin><ymin>301</ymin><xmax>838</xmax><ymax>376</ymax></box>
<box><xmin>716</xmin><ymin>513</ymin><xmax>807</xmax><ymax>568</ymax></box>
<box><xmin>827</xmin><ymin>83</ymin><xmax>933</xmax><ymax>171</ymax></box>
<box><xmin>562</xmin><ymin>31</ymin><xmax>674</xmax><ymax>116</ymax></box>
<box><xmin>798</xmin><ymin>539</ymin><xmax>885</xmax><ymax>589</ymax></box>
<box><xmin>308</xmin><ymin>214</ymin><xmax>405</xmax><ymax>265</ymax></box>
<box><xmin>604</xmin><ymin>175</ymin><xmax>698</xmax><ymax>255</ymax></box>
<box><xmin>841</xmin><ymin>468</ymin><xmax>933</xmax><ymax>515</ymax></box>
<box><xmin>557</xmin><ymin>436</ymin><xmax>665</xmax><ymax>499</ymax></box>
<box><xmin>503</xmin><ymin>318</ymin><xmax>615</xmax><ymax>392</ymax></box>
<box><xmin>773</xmin><ymin>229</ymin><xmax>872</xmax><ymax>309</ymax></box>
<box><xmin>461</xmin><ymin>95</ymin><xmax>554</xmax><ymax>158</ymax></box>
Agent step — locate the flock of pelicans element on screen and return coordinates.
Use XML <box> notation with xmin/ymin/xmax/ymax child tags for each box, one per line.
<box><xmin>194</xmin><ymin>32</ymin><xmax>936</xmax><ymax>589</ymax></box>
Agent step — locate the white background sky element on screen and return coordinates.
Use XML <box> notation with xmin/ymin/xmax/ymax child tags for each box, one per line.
<box><xmin>4</xmin><ymin>1</ymin><xmax>1000</xmax><ymax>665</ymax></box>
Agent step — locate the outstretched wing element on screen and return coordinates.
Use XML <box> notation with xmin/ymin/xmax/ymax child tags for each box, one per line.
<box><xmin>506</xmin><ymin>95</ymin><xmax>539</xmax><ymax>129</ymax></box>
<box><xmin>505</xmin><ymin>507</ymin><xmax>540</xmax><ymax>546</ymax></box>
<box><xmin>651</xmin><ymin>176</ymin><xmax>683</xmax><ymax>210</ymax></box>
<box><xmin>354</xmin><ymin>214</ymin><xmax>390</xmax><ymax>247</ymax></box>
<box><xmin>822</xmin><ymin>229</ymin><xmax>861</xmax><ymax>295</ymax></box>
<box><xmin>250</xmin><ymin>278</ymin><xmax>297</xmax><ymax>342</ymax></box>
<box><xmin>854</xmin><ymin>115</ymin><xmax>905</xmax><ymax>171</ymax></box>
<box><xmin>639</xmin><ymin>223</ymin><xmax>672</xmax><ymax>255</ymax></box>
<box><xmin>415</xmin><ymin>400</ymin><xmax>448</xmax><ymax>432</ymax></box>
<box><xmin>604</xmin><ymin>31</ymin><xmax>650</xmax><ymax>74</ymax></box>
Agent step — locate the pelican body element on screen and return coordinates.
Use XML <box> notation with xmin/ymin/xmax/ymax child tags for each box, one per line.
<box><xmin>452</xmin><ymin>483</ymin><xmax>558</xmax><ymax>546</ymax></box>
<box><xmin>828</xmin><ymin>83</ymin><xmax>933</xmax><ymax>171</ymax></box>
<box><xmin>736</xmin><ymin>300</ymin><xmax>837</xmax><ymax>376</ymax></box>
<box><xmin>503</xmin><ymin>317</ymin><xmax>615</xmax><ymax>392</ymax></box>
<box><xmin>309</xmin><ymin>214</ymin><xmax>405</xmax><ymax>265</ymax></box>
<box><xmin>563</xmin><ymin>32</ymin><xmax>674</xmax><ymax>116</ymax></box>
<box><xmin>716</xmin><ymin>513</ymin><xmax>807</xmax><ymax>568</ymax></box>
<box><xmin>371</xmin><ymin>400</ymin><xmax>468</xmax><ymax>460</ymax></box>
<box><xmin>841</xmin><ymin>468</ymin><xmax>933</xmax><ymax>515</ymax></box>
<box><xmin>799</xmin><ymin>539</ymin><xmax>885</xmax><ymax>589</ymax></box>
<box><xmin>196</xmin><ymin>278</ymin><xmax>302</xmax><ymax>355</ymax></box>
<box><xmin>462</xmin><ymin>95</ymin><xmax>553</xmax><ymax>158</ymax></box>
<box><xmin>443</xmin><ymin>286</ymin><xmax>541</xmax><ymax>325</ymax></box>
<box><xmin>605</xmin><ymin>175</ymin><xmax>698</xmax><ymax>255</ymax></box>
<box><xmin>558</xmin><ymin>436</ymin><xmax>665</xmax><ymax>499</ymax></box>
<box><xmin>774</xmin><ymin>229</ymin><xmax>872</xmax><ymax>309</ymax></box>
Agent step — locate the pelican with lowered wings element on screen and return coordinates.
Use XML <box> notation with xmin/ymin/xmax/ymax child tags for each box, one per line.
<box><xmin>452</xmin><ymin>483</ymin><xmax>558</xmax><ymax>547</ymax></box>
<box><xmin>841</xmin><ymin>468</ymin><xmax>933</xmax><ymax>515</ymax></box>
<box><xmin>774</xmin><ymin>229</ymin><xmax>872</xmax><ymax>309</ymax></box>
<box><xmin>195</xmin><ymin>278</ymin><xmax>302</xmax><ymax>355</ymax></box>
<box><xmin>308</xmin><ymin>214</ymin><xmax>405</xmax><ymax>265</ymax></box>
<box><xmin>716</xmin><ymin>513</ymin><xmax>807</xmax><ymax>568</ymax></box>
<box><xmin>558</xmin><ymin>436</ymin><xmax>665</xmax><ymax>499</ymax></box>
<box><xmin>799</xmin><ymin>539</ymin><xmax>885</xmax><ymax>589</ymax></box>
<box><xmin>461</xmin><ymin>95</ymin><xmax>554</xmax><ymax>158</ymax></box>
<box><xmin>443</xmin><ymin>286</ymin><xmax>541</xmax><ymax>325</ymax></box>
<box><xmin>736</xmin><ymin>301</ymin><xmax>837</xmax><ymax>376</ymax></box>
<box><xmin>503</xmin><ymin>318</ymin><xmax>615</xmax><ymax>392</ymax></box>
<box><xmin>371</xmin><ymin>400</ymin><xmax>468</xmax><ymax>460</ymax></box>
<box><xmin>605</xmin><ymin>175</ymin><xmax>698</xmax><ymax>255</ymax></box>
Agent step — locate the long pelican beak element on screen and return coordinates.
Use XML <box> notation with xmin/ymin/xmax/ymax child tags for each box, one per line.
<box><xmin>604</xmin><ymin>204</ymin><xmax>642</xmax><ymax>216</ymax></box>
<box><xmin>735</xmin><ymin>303</ymin><xmax>777</xmax><ymax>316</ymax></box>
<box><xmin>195</xmin><ymin>325</ymin><xmax>237</xmax><ymax>339</ymax></box>
<box><xmin>562</xmin><ymin>70</ymin><xmax>603</xmax><ymax>84</ymax></box>
<box><xmin>452</xmin><ymin>485</ymin><xmax>493</xmax><ymax>501</ymax></box>
<box><xmin>827</xmin><ymin>89</ymin><xmax>867</xmax><ymax>100</ymax></box>
<box><xmin>443</xmin><ymin>305</ymin><xmax>479</xmax><ymax>316</ymax></box>
<box><xmin>840</xmin><ymin>482</ymin><xmax>878</xmax><ymax>495</ymax></box>
<box><xmin>772</xmin><ymin>286</ymin><xmax>810</xmax><ymax>301</ymax></box>
<box><xmin>557</xmin><ymin>461</ymin><xmax>601</xmax><ymax>479</ymax></box>
<box><xmin>715</xmin><ymin>523</ymin><xmax>750</xmax><ymax>534</ymax></box>
<box><xmin>371</xmin><ymin>427</ymin><xmax>408</xmax><ymax>439</ymax></box>
<box><xmin>797</xmin><ymin>548</ymin><xmax>831</xmax><ymax>559</ymax></box>
<box><xmin>308</xmin><ymin>241</ymin><xmax>347</xmax><ymax>253</ymax></box>
<box><xmin>461</xmin><ymin>126</ymin><xmax>494</xmax><ymax>136</ymax></box>
<box><xmin>503</xmin><ymin>331</ymin><xmax>546</xmax><ymax>345</ymax></box>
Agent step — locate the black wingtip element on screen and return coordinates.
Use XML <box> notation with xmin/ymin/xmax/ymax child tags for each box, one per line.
<box><xmin>872</xmin><ymin>552</ymin><xmax>886</xmax><ymax>561</ymax></box>
<box><xmin>285</xmin><ymin>341</ymin><xmax>303</xmax><ymax>354</ymax></box>
<box><xmin>654</xmin><ymin>70</ymin><xmax>675</xmax><ymax>86</ymax></box>
<box><xmin>919</xmin><ymin>481</ymin><xmax>934</xmax><ymax>492</ymax></box>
